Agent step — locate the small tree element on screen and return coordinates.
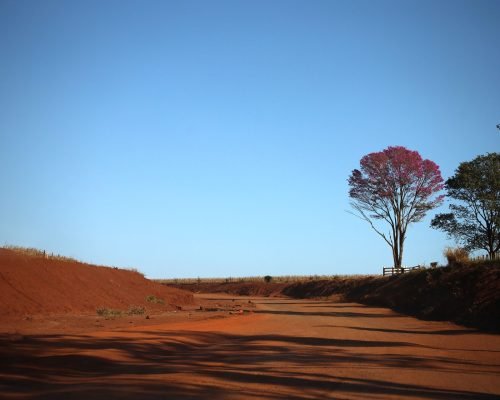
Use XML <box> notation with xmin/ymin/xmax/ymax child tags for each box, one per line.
<box><xmin>348</xmin><ymin>146</ymin><xmax>444</xmax><ymax>269</ymax></box>
<box><xmin>431</xmin><ymin>153</ymin><xmax>500</xmax><ymax>259</ymax></box>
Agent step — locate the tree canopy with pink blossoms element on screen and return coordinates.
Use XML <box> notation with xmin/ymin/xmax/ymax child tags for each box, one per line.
<box><xmin>348</xmin><ymin>146</ymin><xmax>444</xmax><ymax>269</ymax></box>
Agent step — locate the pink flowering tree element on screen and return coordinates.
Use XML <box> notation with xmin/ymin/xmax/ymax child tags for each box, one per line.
<box><xmin>348</xmin><ymin>146</ymin><xmax>444</xmax><ymax>269</ymax></box>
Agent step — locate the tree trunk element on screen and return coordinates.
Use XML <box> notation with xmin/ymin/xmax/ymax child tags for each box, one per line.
<box><xmin>398</xmin><ymin>227</ymin><xmax>405</xmax><ymax>270</ymax></box>
<box><xmin>391</xmin><ymin>227</ymin><xmax>405</xmax><ymax>269</ymax></box>
<box><xmin>392</xmin><ymin>233</ymin><xmax>398</xmax><ymax>269</ymax></box>
<box><xmin>392</xmin><ymin>246</ymin><xmax>399</xmax><ymax>269</ymax></box>
<box><xmin>392</xmin><ymin>237</ymin><xmax>402</xmax><ymax>269</ymax></box>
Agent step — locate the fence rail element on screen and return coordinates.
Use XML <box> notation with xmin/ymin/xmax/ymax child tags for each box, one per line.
<box><xmin>383</xmin><ymin>266</ymin><xmax>423</xmax><ymax>276</ymax></box>
<box><xmin>470</xmin><ymin>253</ymin><xmax>500</xmax><ymax>261</ymax></box>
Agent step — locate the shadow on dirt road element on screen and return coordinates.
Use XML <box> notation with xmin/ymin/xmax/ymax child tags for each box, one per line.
<box><xmin>2</xmin><ymin>298</ymin><xmax>500</xmax><ymax>400</ymax></box>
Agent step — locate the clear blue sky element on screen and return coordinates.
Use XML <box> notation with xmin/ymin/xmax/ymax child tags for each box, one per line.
<box><xmin>1</xmin><ymin>0</ymin><xmax>499</xmax><ymax>278</ymax></box>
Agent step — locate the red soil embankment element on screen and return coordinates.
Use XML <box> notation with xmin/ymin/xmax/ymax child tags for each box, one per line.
<box><xmin>167</xmin><ymin>281</ymin><xmax>289</xmax><ymax>297</ymax></box>
<box><xmin>166</xmin><ymin>262</ymin><xmax>500</xmax><ymax>331</ymax></box>
<box><xmin>281</xmin><ymin>263</ymin><xmax>500</xmax><ymax>331</ymax></box>
<box><xmin>0</xmin><ymin>248</ymin><xmax>193</xmax><ymax>316</ymax></box>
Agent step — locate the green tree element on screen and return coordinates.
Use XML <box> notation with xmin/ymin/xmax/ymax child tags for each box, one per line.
<box><xmin>431</xmin><ymin>153</ymin><xmax>500</xmax><ymax>259</ymax></box>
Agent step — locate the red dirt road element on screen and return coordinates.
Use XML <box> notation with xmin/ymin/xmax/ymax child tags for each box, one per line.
<box><xmin>2</xmin><ymin>295</ymin><xmax>500</xmax><ymax>400</ymax></box>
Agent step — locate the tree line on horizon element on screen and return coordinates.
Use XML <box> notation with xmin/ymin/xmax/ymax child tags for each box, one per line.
<box><xmin>348</xmin><ymin>146</ymin><xmax>499</xmax><ymax>269</ymax></box>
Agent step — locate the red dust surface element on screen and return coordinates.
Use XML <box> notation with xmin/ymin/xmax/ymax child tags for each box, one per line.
<box><xmin>2</xmin><ymin>295</ymin><xmax>500</xmax><ymax>400</ymax></box>
<box><xmin>2</xmin><ymin>249</ymin><xmax>500</xmax><ymax>399</ymax></box>
<box><xmin>0</xmin><ymin>248</ymin><xmax>193</xmax><ymax>317</ymax></box>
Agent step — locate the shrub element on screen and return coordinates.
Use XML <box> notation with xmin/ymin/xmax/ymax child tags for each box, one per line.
<box><xmin>264</xmin><ymin>275</ymin><xmax>273</xmax><ymax>283</ymax></box>
<box><xmin>127</xmin><ymin>306</ymin><xmax>146</xmax><ymax>315</ymax></box>
<box><xmin>96</xmin><ymin>308</ymin><xmax>123</xmax><ymax>318</ymax></box>
<box><xmin>444</xmin><ymin>247</ymin><xmax>469</xmax><ymax>266</ymax></box>
<box><xmin>146</xmin><ymin>295</ymin><xmax>165</xmax><ymax>304</ymax></box>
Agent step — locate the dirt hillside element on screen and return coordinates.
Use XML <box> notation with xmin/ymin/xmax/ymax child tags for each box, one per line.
<box><xmin>167</xmin><ymin>281</ymin><xmax>290</xmax><ymax>297</ymax></box>
<box><xmin>166</xmin><ymin>261</ymin><xmax>500</xmax><ymax>331</ymax></box>
<box><xmin>0</xmin><ymin>248</ymin><xmax>193</xmax><ymax>316</ymax></box>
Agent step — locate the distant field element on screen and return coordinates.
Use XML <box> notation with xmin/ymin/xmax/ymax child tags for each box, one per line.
<box><xmin>156</xmin><ymin>274</ymin><xmax>373</xmax><ymax>285</ymax></box>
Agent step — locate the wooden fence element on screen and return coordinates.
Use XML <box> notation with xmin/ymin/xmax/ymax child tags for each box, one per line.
<box><xmin>383</xmin><ymin>265</ymin><xmax>424</xmax><ymax>276</ymax></box>
<box><xmin>470</xmin><ymin>253</ymin><xmax>499</xmax><ymax>261</ymax></box>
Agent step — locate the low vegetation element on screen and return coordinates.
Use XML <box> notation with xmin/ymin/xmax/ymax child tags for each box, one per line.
<box><xmin>127</xmin><ymin>306</ymin><xmax>146</xmax><ymax>315</ymax></box>
<box><xmin>444</xmin><ymin>247</ymin><xmax>469</xmax><ymax>265</ymax></box>
<box><xmin>2</xmin><ymin>245</ymin><xmax>80</xmax><ymax>263</ymax></box>
<box><xmin>124</xmin><ymin>267</ymin><xmax>145</xmax><ymax>277</ymax></box>
<box><xmin>156</xmin><ymin>274</ymin><xmax>370</xmax><ymax>285</ymax></box>
<box><xmin>2</xmin><ymin>245</ymin><xmax>145</xmax><ymax>276</ymax></box>
<box><xmin>96</xmin><ymin>308</ymin><xmax>123</xmax><ymax>318</ymax></box>
<box><xmin>146</xmin><ymin>295</ymin><xmax>165</xmax><ymax>304</ymax></box>
<box><xmin>97</xmin><ymin>306</ymin><xmax>146</xmax><ymax>318</ymax></box>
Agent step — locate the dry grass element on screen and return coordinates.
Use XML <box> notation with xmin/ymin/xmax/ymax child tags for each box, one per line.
<box><xmin>96</xmin><ymin>307</ymin><xmax>123</xmax><ymax>318</ymax></box>
<box><xmin>2</xmin><ymin>245</ymin><xmax>80</xmax><ymax>263</ymax></box>
<box><xmin>444</xmin><ymin>247</ymin><xmax>469</xmax><ymax>265</ymax></box>
<box><xmin>156</xmin><ymin>274</ymin><xmax>373</xmax><ymax>285</ymax></box>
<box><xmin>2</xmin><ymin>245</ymin><xmax>145</xmax><ymax>276</ymax></box>
<box><xmin>127</xmin><ymin>306</ymin><xmax>146</xmax><ymax>315</ymax></box>
<box><xmin>124</xmin><ymin>267</ymin><xmax>146</xmax><ymax>278</ymax></box>
<box><xmin>97</xmin><ymin>306</ymin><xmax>146</xmax><ymax>318</ymax></box>
<box><xmin>146</xmin><ymin>295</ymin><xmax>165</xmax><ymax>304</ymax></box>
